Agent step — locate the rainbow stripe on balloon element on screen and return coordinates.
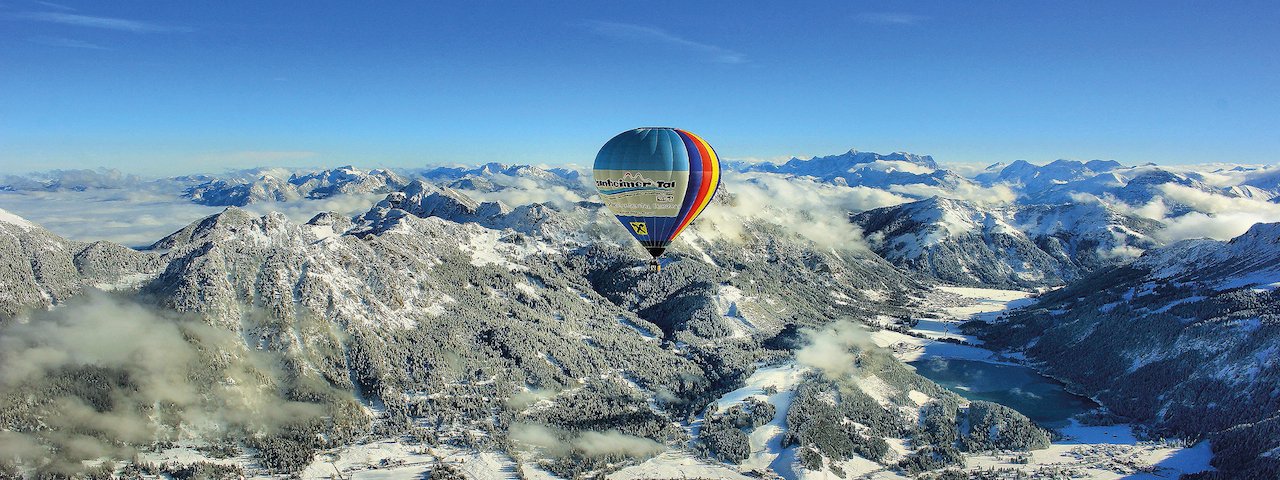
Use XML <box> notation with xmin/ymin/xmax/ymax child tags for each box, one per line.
<box><xmin>592</xmin><ymin>127</ymin><xmax>721</xmax><ymax>258</ymax></box>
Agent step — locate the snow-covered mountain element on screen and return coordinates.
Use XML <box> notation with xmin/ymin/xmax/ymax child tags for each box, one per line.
<box><xmin>420</xmin><ymin>162</ymin><xmax>586</xmax><ymax>192</ymax></box>
<box><xmin>973</xmin><ymin>158</ymin><xmax>1124</xmax><ymax>191</ymax></box>
<box><xmin>736</xmin><ymin>150</ymin><xmax>975</xmax><ymax>192</ymax></box>
<box><xmin>2</xmin><ymin>176</ymin><xmax>962</xmax><ymax>477</ymax></box>
<box><xmin>0</xmin><ymin>168</ymin><xmax>148</xmax><ymax>191</ymax></box>
<box><xmin>2</xmin><ymin>156</ymin><xmax>1275</xmax><ymax>478</ymax></box>
<box><xmin>973</xmin><ymin>159</ymin><xmax>1279</xmax><ymax>209</ymax></box>
<box><xmin>184</xmin><ymin>165</ymin><xmax>409</xmax><ymax>206</ymax></box>
<box><xmin>0</xmin><ymin>207</ymin><xmax>162</xmax><ymax>316</ymax></box>
<box><xmin>968</xmin><ymin>223</ymin><xmax>1280</xmax><ymax>479</ymax></box>
<box><xmin>745</xmin><ymin>150</ymin><xmax>939</xmax><ymax>175</ymax></box>
<box><xmin>852</xmin><ymin>196</ymin><xmax>1162</xmax><ymax>287</ymax></box>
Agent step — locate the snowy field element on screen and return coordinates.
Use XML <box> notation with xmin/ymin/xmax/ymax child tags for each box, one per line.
<box><xmin>872</xmin><ymin>286</ymin><xmax>1035</xmax><ymax>364</ymax></box>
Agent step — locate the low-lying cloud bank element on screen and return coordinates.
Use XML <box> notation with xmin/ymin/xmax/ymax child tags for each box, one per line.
<box><xmin>1093</xmin><ymin>184</ymin><xmax>1280</xmax><ymax>242</ymax></box>
<box><xmin>509</xmin><ymin>422</ymin><xmax>666</xmax><ymax>459</ymax></box>
<box><xmin>1151</xmin><ymin>184</ymin><xmax>1280</xmax><ymax>241</ymax></box>
<box><xmin>796</xmin><ymin>319</ymin><xmax>871</xmax><ymax>379</ymax></box>
<box><xmin>0</xmin><ymin>189</ymin><xmax>385</xmax><ymax>248</ymax></box>
<box><xmin>691</xmin><ymin>173</ymin><xmax>909</xmax><ymax>251</ymax></box>
<box><xmin>0</xmin><ymin>291</ymin><xmax>354</xmax><ymax>473</ymax></box>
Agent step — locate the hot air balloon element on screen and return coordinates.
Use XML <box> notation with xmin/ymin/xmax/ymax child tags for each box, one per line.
<box><xmin>593</xmin><ymin>128</ymin><xmax>721</xmax><ymax>271</ymax></box>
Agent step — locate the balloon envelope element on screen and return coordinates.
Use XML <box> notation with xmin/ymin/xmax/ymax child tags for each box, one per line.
<box><xmin>592</xmin><ymin>128</ymin><xmax>720</xmax><ymax>258</ymax></box>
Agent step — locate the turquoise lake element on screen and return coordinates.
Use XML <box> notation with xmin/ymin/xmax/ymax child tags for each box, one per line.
<box><xmin>909</xmin><ymin>357</ymin><xmax>1099</xmax><ymax>427</ymax></box>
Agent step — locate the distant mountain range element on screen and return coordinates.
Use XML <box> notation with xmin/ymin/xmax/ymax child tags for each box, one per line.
<box><xmin>1</xmin><ymin>150</ymin><xmax>1277</xmax><ymax>478</ymax></box>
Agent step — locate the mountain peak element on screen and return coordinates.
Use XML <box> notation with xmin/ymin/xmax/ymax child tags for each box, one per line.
<box><xmin>1230</xmin><ymin>222</ymin><xmax>1280</xmax><ymax>247</ymax></box>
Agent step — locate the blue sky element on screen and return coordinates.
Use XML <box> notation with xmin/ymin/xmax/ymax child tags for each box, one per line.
<box><xmin>1</xmin><ymin>1</ymin><xmax>1277</xmax><ymax>175</ymax></box>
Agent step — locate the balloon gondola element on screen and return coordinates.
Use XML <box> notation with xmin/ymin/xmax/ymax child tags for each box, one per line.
<box><xmin>592</xmin><ymin>128</ymin><xmax>721</xmax><ymax>272</ymax></box>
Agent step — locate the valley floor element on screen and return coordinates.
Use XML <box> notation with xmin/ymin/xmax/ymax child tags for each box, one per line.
<box><xmin>136</xmin><ymin>286</ymin><xmax>1214</xmax><ymax>479</ymax></box>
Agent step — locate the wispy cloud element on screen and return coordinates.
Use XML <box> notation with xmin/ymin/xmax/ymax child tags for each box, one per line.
<box><xmin>33</xmin><ymin>1</ymin><xmax>76</xmax><ymax>11</ymax></box>
<box><xmin>12</xmin><ymin>11</ymin><xmax>191</xmax><ymax>33</ymax></box>
<box><xmin>853</xmin><ymin>12</ymin><xmax>928</xmax><ymax>26</ymax></box>
<box><xmin>582</xmin><ymin>20</ymin><xmax>746</xmax><ymax>64</ymax></box>
<box><xmin>28</xmin><ymin>35</ymin><xmax>109</xmax><ymax>50</ymax></box>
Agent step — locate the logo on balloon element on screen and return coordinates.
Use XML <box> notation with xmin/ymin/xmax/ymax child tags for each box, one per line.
<box><xmin>629</xmin><ymin>222</ymin><xmax>648</xmax><ymax>235</ymax></box>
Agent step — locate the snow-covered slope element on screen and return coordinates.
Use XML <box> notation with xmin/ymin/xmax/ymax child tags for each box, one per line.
<box><xmin>969</xmin><ymin>222</ymin><xmax>1280</xmax><ymax>479</ymax></box>
<box><xmin>852</xmin><ymin>196</ymin><xmax>1162</xmax><ymax>287</ymax></box>
<box><xmin>0</xmin><ymin>168</ymin><xmax>943</xmax><ymax>478</ymax></box>
<box><xmin>0</xmin><ymin>207</ymin><xmax>163</xmax><ymax>316</ymax></box>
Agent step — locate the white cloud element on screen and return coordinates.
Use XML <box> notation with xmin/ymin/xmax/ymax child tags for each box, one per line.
<box><xmin>454</xmin><ymin>173</ymin><xmax>587</xmax><ymax>209</ymax></box>
<box><xmin>11</xmin><ymin>11</ymin><xmax>191</xmax><ymax>33</ymax></box>
<box><xmin>239</xmin><ymin>193</ymin><xmax>384</xmax><ymax>225</ymax></box>
<box><xmin>1150</xmin><ymin>184</ymin><xmax>1280</xmax><ymax>241</ymax></box>
<box><xmin>0</xmin><ymin>188</ymin><xmax>222</xmax><ymax>247</ymax></box>
<box><xmin>0</xmin><ymin>291</ymin><xmax>338</xmax><ymax>467</ymax></box>
<box><xmin>691</xmin><ymin>172</ymin><xmax>910</xmax><ymax>250</ymax></box>
<box><xmin>938</xmin><ymin>161</ymin><xmax>1000</xmax><ymax>178</ymax></box>
<box><xmin>853</xmin><ymin>12</ymin><xmax>928</xmax><ymax>26</ymax></box>
<box><xmin>887</xmin><ymin>182</ymin><xmax>1017</xmax><ymax>206</ymax></box>
<box><xmin>574</xmin><ymin>430</ymin><xmax>666</xmax><ymax>457</ymax></box>
<box><xmin>0</xmin><ymin>187</ymin><xmax>382</xmax><ymax>247</ymax></box>
<box><xmin>582</xmin><ymin>20</ymin><xmax>746</xmax><ymax>64</ymax></box>
<box><xmin>1100</xmin><ymin>184</ymin><xmax>1280</xmax><ymax>242</ymax></box>
<box><xmin>725</xmin><ymin>155</ymin><xmax>798</xmax><ymax>165</ymax></box>
<box><xmin>509</xmin><ymin>423</ymin><xmax>665</xmax><ymax>459</ymax></box>
<box><xmin>796</xmin><ymin>320</ymin><xmax>870</xmax><ymax>379</ymax></box>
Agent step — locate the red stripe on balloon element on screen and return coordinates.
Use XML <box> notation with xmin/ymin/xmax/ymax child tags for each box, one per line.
<box><xmin>672</xmin><ymin>129</ymin><xmax>714</xmax><ymax>236</ymax></box>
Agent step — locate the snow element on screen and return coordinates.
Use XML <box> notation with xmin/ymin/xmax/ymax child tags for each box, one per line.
<box><xmin>1219</xmin><ymin>269</ymin><xmax>1280</xmax><ymax>292</ymax></box>
<box><xmin>907</xmin><ymin>390</ymin><xmax>931</xmax><ymax>406</ymax></box>
<box><xmin>1253</xmin><ymin>281</ymin><xmax>1280</xmax><ymax>293</ymax></box>
<box><xmin>462</xmin><ymin>230</ymin><xmax>518</xmax><ymax>269</ymax></box>
<box><xmin>872</xmin><ymin>328</ymin><xmax>1012</xmax><ymax>364</ymax></box>
<box><xmin>908</xmin><ymin>318</ymin><xmax>982</xmax><ymax>344</ymax></box>
<box><xmin>715</xmin><ymin>284</ymin><xmax>756</xmax><ymax>338</ymax></box>
<box><xmin>851</xmin><ymin>374</ymin><xmax>894</xmax><ymax>407</ymax></box>
<box><xmin>308</xmin><ymin>224</ymin><xmax>343</xmax><ymax>242</ymax></box>
<box><xmin>0</xmin><ymin>207</ymin><xmax>35</xmax><ymax>230</ymax></box>
<box><xmin>136</xmin><ymin>443</ymin><xmax>247</xmax><ymax>468</ymax></box>
<box><xmin>709</xmin><ymin>363</ymin><xmax>809</xmax><ymax>478</ymax></box>
<box><xmin>871</xmin><ymin>286</ymin><xmax>1215</xmax><ymax>479</ymax></box>
<box><xmin>607</xmin><ymin>451</ymin><xmax>753</xmax><ymax>480</ymax></box>
<box><xmin>961</xmin><ymin>421</ymin><xmax>1214</xmax><ymax>479</ymax></box>
<box><xmin>514</xmin><ymin>281</ymin><xmax>540</xmax><ymax>296</ymax></box>
<box><xmin>92</xmin><ymin>272</ymin><xmax>157</xmax><ymax>291</ymax></box>
<box><xmin>617</xmin><ymin>316</ymin><xmax>658</xmax><ymax>340</ymax></box>
<box><xmin>296</xmin><ymin>440</ymin><xmax>529</xmax><ymax>479</ymax></box>
<box><xmin>935</xmin><ymin>285</ymin><xmax>1036</xmax><ymax>321</ymax></box>
<box><xmin>423</xmin><ymin>294</ymin><xmax>455</xmax><ymax>317</ymax></box>
<box><xmin>870</xmin><ymin>286</ymin><xmax>1035</xmax><ymax>365</ymax></box>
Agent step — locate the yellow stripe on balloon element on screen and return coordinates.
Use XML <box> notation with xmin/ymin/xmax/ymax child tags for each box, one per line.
<box><xmin>673</xmin><ymin>131</ymin><xmax>719</xmax><ymax>238</ymax></box>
